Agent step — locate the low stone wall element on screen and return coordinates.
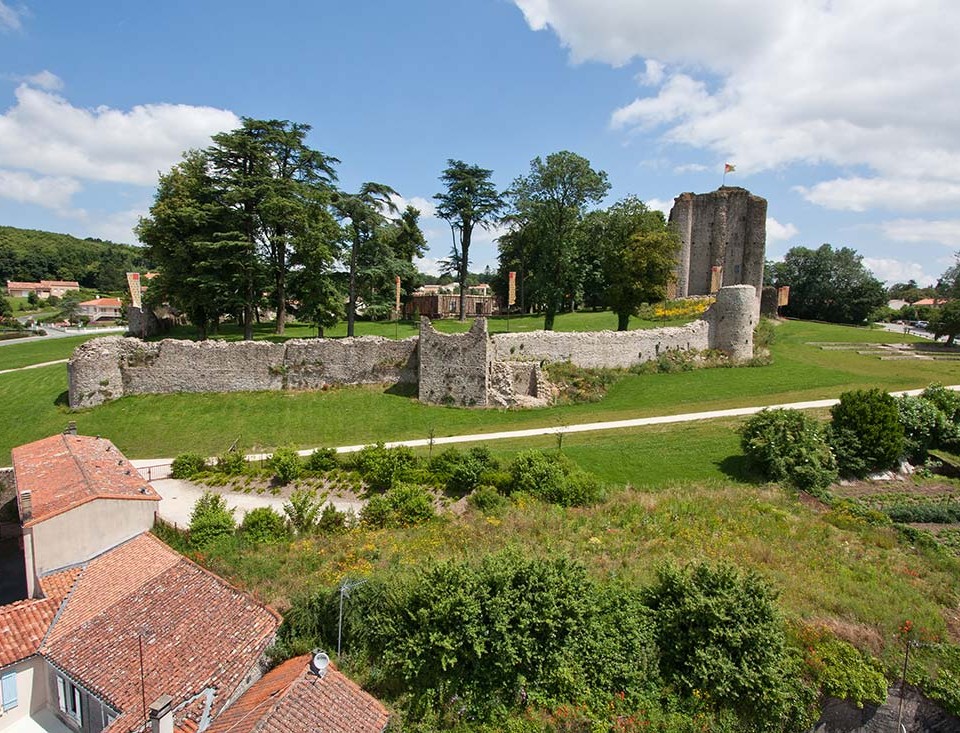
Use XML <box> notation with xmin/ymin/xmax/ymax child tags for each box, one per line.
<box><xmin>68</xmin><ymin>335</ymin><xmax>418</xmax><ymax>408</ymax></box>
<box><xmin>490</xmin><ymin>285</ymin><xmax>755</xmax><ymax>368</ymax></box>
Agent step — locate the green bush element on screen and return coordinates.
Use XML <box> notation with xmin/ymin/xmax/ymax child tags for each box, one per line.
<box><xmin>189</xmin><ymin>491</ymin><xmax>236</xmax><ymax>548</ymax></box>
<box><xmin>922</xmin><ymin>383</ymin><xmax>960</xmax><ymax>424</ymax></box>
<box><xmin>740</xmin><ymin>409</ymin><xmax>838</xmax><ymax>492</ymax></box>
<box><xmin>829</xmin><ymin>388</ymin><xmax>905</xmax><ymax>476</ymax></box>
<box><xmin>354</xmin><ymin>443</ymin><xmax>419</xmax><ymax>492</ymax></box>
<box><xmin>216</xmin><ymin>450</ymin><xmax>248</xmax><ymax>475</ymax></box>
<box><xmin>645</xmin><ymin>561</ymin><xmax>813</xmax><ymax>732</ymax></box>
<box><xmin>885</xmin><ymin>501</ymin><xmax>960</xmax><ymax>523</ymax></box>
<box><xmin>316</xmin><ymin>502</ymin><xmax>348</xmax><ymax>533</ymax></box>
<box><xmin>896</xmin><ymin>394</ymin><xmax>954</xmax><ymax>463</ymax></box>
<box><xmin>445</xmin><ymin>447</ymin><xmax>500</xmax><ymax>495</ymax></box>
<box><xmin>283</xmin><ymin>488</ymin><xmax>323</xmax><ymax>534</ymax></box>
<box><xmin>304</xmin><ymin>447</ymin><xmax>338</xmax><ymax>472</ymax></box>
<box><xmin>508</xmin><ymin>450</ymin><xmax>604</xmax><ymax>507</ymax></box>
<box><xmin>808</xmin><ymin>635</ymin><xmax>888</xmax><ymax>707</ymax></box>
<box><xmin>467</xmin><ymin>485</ymin><xmax>508</xmax><ymax>514</ymax></box>
<box><xmin>268</xmin><ymin>446</ymin><xmax>303</xmax><ymax>485</ymax></box>
<box><xmin>360</xmin><ymin>483</ymin><xmax>435</xmax><ymax>529</ymax></box>
<box><xmin>239</xmin><ymin>507</ymin><xmax>288</xmax><ymax>544</ymax></box>
<box><xmin>171</xmin><ymin>452</ymin><xmax>207</xmax><ymax>479</ymax></box>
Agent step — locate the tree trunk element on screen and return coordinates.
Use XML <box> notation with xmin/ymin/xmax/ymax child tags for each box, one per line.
<box><xmin>617</xmin><ymin>311</ymin><xmax>630</xmax><ymax>331</ymax></box>
<box><xmin>544</xmin><ymin>305</ymin><xmax>556</xmax><ymax>331</ymax></box>
<box><xmin>347</xmin><ymin>231</ymin><xmax>359</xmax><ymax>337</ymax></box>
<box><xmin>458</xmin><ymin>223</ymin><xmax>472</xmax><ymax>323</ymax></box>
<box><xmin>274</xmin><ymin>241</ymin><xmax>286</xmax><ymax>335</ymax></box>
<box><xmin>318</xmin><ymin>325</ymin><xmax>324</xmax><ymax>338</ymax></box>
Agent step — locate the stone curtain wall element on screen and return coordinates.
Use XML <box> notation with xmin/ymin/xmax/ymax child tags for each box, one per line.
<box><xmin>68</xmin><ymin>335</ymin><xmax>418</xmax><ymax>408</ymax></box>
<box><xmin>669</xmin><ymin>187</ymin><xmax>767</xmax><ymax>299</ymax></box>
<box><xmin>490</xmin><ymin>285</ymin><xmax>755</xmax><ymax>368</ymax></box>
<box><xmin>417</xmin><ymin>318</ymin><xmax>490</xmax><ymax>407</ymax></box>
<box><xmin>68</xmin><ymin>286</ymin><xmax>755</xmax><ymax>409</ymax></box>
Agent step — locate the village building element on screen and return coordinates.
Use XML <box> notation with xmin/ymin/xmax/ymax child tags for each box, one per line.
<box><xmin>5</xmin><ymin>282</ymin><xmax>80</xmax><ymax>300</ymax></box>
<box><xmin>0</xmin><ymin>433</ymin><xmax>389</xmax><ymax>733</ymax></box>
<box><xmin>76</xmin><ymin>298</ymin><xmax>123</xmax><ymax>324</ymax></box>
<box><xmin>404</xmin><ymin>283</ymin><xmax>498</xmax><ymax>319</ymax></box>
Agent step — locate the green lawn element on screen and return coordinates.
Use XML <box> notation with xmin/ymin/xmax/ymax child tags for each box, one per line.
<box><xmin>0</xmin><ymin>319</ymin><xmax>956</xmax><ymax>464</ymax></box>
<box><xmin>0</xmin><ymin>334</ymin><xmax>103</xmax><ymax>371</ymax></box>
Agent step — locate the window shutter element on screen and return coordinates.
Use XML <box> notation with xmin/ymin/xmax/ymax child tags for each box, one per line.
<box><xmin>73</xmin><ymin>685</ymin><xmax>82</xmax><ymax>724</ymax></box>
<box><xmin>56</xmin><ymin>676</ymin><xmax>66</xmax><ymax>712</ymax></box>
<box><xmin>1</xmin><ymin>671</ymin><xmax>17</xmax><ymax>711</ymax></box>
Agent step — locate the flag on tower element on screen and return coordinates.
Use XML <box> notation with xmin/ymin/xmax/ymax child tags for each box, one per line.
<box><xmin>724</xmin><ymin>163</ymin><xmax>736</xmax><ymax>173</ymax></box>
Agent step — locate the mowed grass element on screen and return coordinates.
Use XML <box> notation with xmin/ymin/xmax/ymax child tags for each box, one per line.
<box><xmin>0</xmin><ymin>319</ymin><xmax>956</xmax><ymax>464</ymax></box>
<box><xmin>0</xmin><ymin>334</ymin><xmax>102</xmax><ymax>371</ymax></box>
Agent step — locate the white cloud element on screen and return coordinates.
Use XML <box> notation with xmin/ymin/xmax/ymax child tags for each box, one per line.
<box><xmin>673</xmin><ymin>163</ymin><xmax>708</xmax><ymax>174</ymax></box>
<box><xmin>86</xmin><ymin>207</ymin><xmax>145</xmax><ymax>245</ymax></box>
<box><xmin>0</xmin><ymin>83</ymin><xmax>240</xmax><ymax>186</ymax></box>
<box><xmin>515</xmin><ymin>0</ymin><xmax>960</xmax><ymax>213</ymax></box>
<box><xmin>881</xmin><ymin>219</ymin><xmax>960</xmax><ymax>249</ymax></box>
<box><xmin>414</xmin><ymin>256</ymin><xmax>446</xmax><ymax>277</ymax></box>
<box><xmin>23</xmin><ymin>70</ymin><xmax>63</xmax><ymax>91</ymax></box>
<box><xmin>0</xmin><ymin>1</ymin><xmax>23</xmax><ymax>31</ymax></box>
<box><xmin>645</xmin><ymin>197</ymin><xmax>673</xmax><ymax>218</ymax></box>
<box><xmin>863</xmin><ymin>257</ymin><xmax>936</xmax><ymax>286</ymax></box>
<box><xmin>389</xmin><ymin>193</ymin><xmax>436</xmax><ymax>219</ymax></box>
<box><xmin>765</xmin><ymin>217</ymin><xmax>798</xmax><ymax>243</ymax></box>
<box><xmin>636</xmin><ymin>59</ymin><xmax>665</xmax><ymax>86</ymax></box>
<box><xmin>0</xmin><ymin>169</ymin><xmax>82</xmax><ymax>214</ymax></box>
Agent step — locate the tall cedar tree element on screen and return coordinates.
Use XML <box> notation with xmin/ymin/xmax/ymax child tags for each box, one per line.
<box><xmin>332</xmin><ymin>183</ymin><xmax>398</xmax><ymax>336</ymax></box>
<box><xmin>506</xmin><ymin>152</ymin><xmax>609</xmax><ymax>330</ymax></box>
<box><xmin>434</xmin><ymin>161</ymin><xmax>503</xmax><ymax>321</ymax></box>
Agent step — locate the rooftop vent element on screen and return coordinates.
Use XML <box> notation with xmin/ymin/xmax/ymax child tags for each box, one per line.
<box><xmin>308</xmin><ymin>650</ymin><xmax>330</xmax><ymax>678</ymax></box>
<box><xmin>63</xmin><ymin>421</ymin><xmax>77</xmax><ymax>435</ymax></box>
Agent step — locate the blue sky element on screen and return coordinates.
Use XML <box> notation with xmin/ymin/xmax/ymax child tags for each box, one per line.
<box><xmin>1</xmin><ymin>0</ymin><xmax>958</xmax><ymax>285</ymax></box>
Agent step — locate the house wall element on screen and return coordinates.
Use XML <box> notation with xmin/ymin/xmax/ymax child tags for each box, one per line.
<box><xmin>0</xmin><ymin>657</ymin><xmax>47</xmax><ymax>730</ymax></box>
<box><xmin>30</xmin><ymin>499</ymin><xmax>156</xmax><ymax>578</ymax></box>
<box><xmin>45</xmin><ymin>664</ymin><xmax>116</xmax><ymax>733</ymax></box>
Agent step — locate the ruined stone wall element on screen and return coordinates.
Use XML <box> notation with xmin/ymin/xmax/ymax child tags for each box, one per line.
<box><xmin>491</xmin><ymin>286</ymin><xmax>755</xmax><ymax>368</ymax></box>
<box><xmin>812</xmin><ymin>684</ymin><xmax>960</xmax><ymax>732</ymax></box>
<box><xmin>68</xmin><ymin>335</ymin><xmax>418</xmax><ymax>408</ymax></box>
<box><xmin>417</xmin><ymin>318</ymin><xmax>489</xmax><ymax>407</ymax></box>
<box><xmin>669</xmin><ymin>187</ymin><xmax>767</xmax><ymax>299</ymax></box>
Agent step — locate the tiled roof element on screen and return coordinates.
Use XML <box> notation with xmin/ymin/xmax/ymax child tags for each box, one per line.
<box><xmin>6</xmin><ymin>281</ymin><xmax>41</xmax><ymax>290</ymax></box>
<box><xmin>12</xmin><ymin>434</ymin><xmax>159</xmax><ymax>527</ymax></box>
<box><xmin>205</xmin><ymin>655</ymin><xmax>389</xmax><ymax>733</ymax></box>
<box><xmin>79</xmin><ymin>297</ymin><xmax>122</xmax><ymax>307</ymax></box>
<box><xmin>0</xmin><ymin>597</ymin><xmax>59</xmax><ymax>667</ymax></box>
<box><xmin>42</xmin><ymin>533</ymin><xmax>281</xmax><ymax>733</ymax></box>
<box><xmin>39</xmin><ymin>280</ymin><xmax>80</xmax><ymax>288</ymax></box>
<box><xmin>0</xmin><ymin>567</ymin><xmax>79</xmax><ymax>668</ymax></box>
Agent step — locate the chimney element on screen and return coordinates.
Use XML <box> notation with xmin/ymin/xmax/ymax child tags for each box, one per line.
<box><xmin>63</xmin><ymin>421</ymin><xmax>77</xmax><ymax>435</ymax></box>
<box><xmin>149</xmin><ymin>695</ymin><xmax>174</xmax><ymax>733</ymax></box>
<box><xmin>18</xmin><ymin>490</ymin><xmax>32</xmax><ymax>523</ymax></box>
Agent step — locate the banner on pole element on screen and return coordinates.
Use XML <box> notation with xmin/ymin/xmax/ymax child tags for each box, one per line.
<box><xmin>777</xmin><ymin>285</ymin><xmax>790</xmax><ymax>307</ymax></box>
<box><xmin>395</xmin><ymin>276</ymin><xmax>401</xmax><ymax>313</ymax></box>
<box><xmin>126</xmin><ymin>272</ymin><xmax>142</xmax><ymax>309</ymax></box>
<box><xmin>508</xmin><ymin>271</ymin><xmax>516</xmax><ymax>306</ymax></box>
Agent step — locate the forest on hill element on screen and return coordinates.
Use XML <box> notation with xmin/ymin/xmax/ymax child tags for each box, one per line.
<box><xmin>0</xmin><ymin>225</ymin><xmax>150</xmax><ymax>292</ymax></box>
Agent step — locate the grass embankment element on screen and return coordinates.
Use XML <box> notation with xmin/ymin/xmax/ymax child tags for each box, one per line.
<box><xmin>0</xmin><ymin>319</ymin><xmax>955</xmax><ymax>464</ymax></box>
<box><xmin>0</xmin><ymin>334</ymin><xmax>102</xmax><ymax>372</ymax></box>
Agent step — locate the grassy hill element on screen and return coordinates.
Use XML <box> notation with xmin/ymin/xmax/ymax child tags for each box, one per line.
<box><xmin>0</xmin><ymin>224</ymin><xmax>149</xmax><ymax>292</ymax></box>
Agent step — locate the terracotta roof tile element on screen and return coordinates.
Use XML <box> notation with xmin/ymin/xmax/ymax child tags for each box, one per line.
<box><xmin>38</xmin><ymin>567</ymin><xmax>82</xmax><ymax>601</ymax></box>
<box><xmin>12</xmin><ymin>434</ymin><xmax>159</xmax><ymax>527</ymax></box>
<box><xmin>39</xmin><ymin>280</ymin><xmax>80</xmax><ymax>288</ymax></box>
<box><xmin>205</xmin><ymin>655</ymin><xmax>389</xmax><ymax>733</ymax></box>
<box><xmin>6</xmin><ymin>281</ymin><xmax>42</xmax><ymax>290</ymax></box>
<box><xmin>0</xmin><ymin>597</ymin><xmax>60</xmax><ymax>667</ymax></box>
<box><xmin>79</xmin><ymin>297</ymin><xmax>122</xmax><ymax>307</ymax></box>
<box><xmin>42</xmin><ymin>534</ymin><xmax>280</xmax><ymax>733</ymax></box>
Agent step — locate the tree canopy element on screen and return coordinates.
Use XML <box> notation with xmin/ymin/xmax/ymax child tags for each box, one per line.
<box><xmin>768</xmin><ymin>244</ymin><xmax>885</xmax><ymax>324</ymax></box>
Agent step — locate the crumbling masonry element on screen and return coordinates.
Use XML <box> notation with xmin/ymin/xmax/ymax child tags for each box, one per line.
<box><xmin>68</xmin><ymin>285</ymin><xmax>756</xmax><ymax>409</ymax></box>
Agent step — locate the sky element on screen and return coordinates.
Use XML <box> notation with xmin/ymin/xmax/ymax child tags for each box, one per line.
<box><xmin>0</xmin><ymin>0</ymin><xmax>958</xmax><ymax>285</ymax></box>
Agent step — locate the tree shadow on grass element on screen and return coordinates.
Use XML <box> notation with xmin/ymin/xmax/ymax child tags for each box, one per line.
<box><xmin>54</xmin><ymin>390</ymin><xmax>69</xmax><ymax>407</ymax></box>
<box><xmin>716</xmin><ymin>454</ymin><xmax>764</xmax><ymax>485</ymax></box>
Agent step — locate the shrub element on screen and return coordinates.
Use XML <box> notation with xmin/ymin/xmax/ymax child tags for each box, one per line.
<box><xmin>360</xmin><ymin>483</ymin><xmax>435</xmax><ymax>528</ymax></box>
<box><xmin>804</xmin><ymin>633</ymin><xmax>887</xmax><ymax>707</ymax></box>
<box><xmin>188</xmin><ymin>491</ymin><xmax>236</xmax><ymax>548</ymax></box>
<box><xmin>739</xmin><ymin>409</ymin><xmax>838</xmax><ymax>492</ymax></box>
<box><xmin>445</xmin><ymin>447</ymin><xmax>499</xmax><ymax>495</ymax></box>
<box><xmin>284</xmin><ymin>488</ymin><xmax>323</xmax><ymax>534</ymax></box>
<box><xmin>922</xmin><ymin>383</ymin><xmax>960</xmax><ymax>424</ymax></box>
<box><xmin>896</xmin><ymin>394</ymin><xmax>954</xmax><ymax>463</ymax></box>
<box><xmin>829</xmin><ymin>388</ymin><xmax>905</xmax><ymax>476</ymax></box>
<box><xmin>508</xmin><ymin>450</ymin><xmax>604</xmax><ymax>507</ymax></box>
<box><xmin>216</xmin><ymin>450</ymin><xmax>248</xmax><ymax>475</ymax></box>
<box><xmin>354</xmin><ymin>443</ymin><xmax>419</xmax><ymax>492</ymax></box>
<box><xmin>268</xmin><ymin>446</ymin><xmax>303</xmax><ymax>485</ymax></box>
<box><xmin>316</xmin><ymin>502</ymin><xmax>348</xmax><ymax>533</ymax></box>
<box><xmin>304</xmin><ymin>447</ymin><xmax>338</xmax><ymax>472</ymax></box>
<box><xmin>467</xmin><ymin>485</ymin><xmax>508</xmax><ymax>514</ymax></box>
<box><xmin>885</xmin><ymin>501</ymin><xmax>960</xmax><ymax>523</ymax></box>
<box><xmin>171</xmin><ymin>452</ymin><xmax>207</xmax><ymax>479</ymax></box>
<box><xmin>644</xmin><ymin>561</ymin><xmax>810</xmax><ymax>731</ymax></box>
<box><xmin>239</xmin><ymin>507</ymin><xmax>288</xmax><ymax>544</ymax></box>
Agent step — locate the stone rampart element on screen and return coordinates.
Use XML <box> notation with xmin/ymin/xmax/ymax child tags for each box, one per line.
<box><xmin>417</xmin><ymin>318</ymin><xmax>490</xmax><ymax>407</ymax></box>
<box><xmin>68</xmin><ymin>286</ymin><xmax>755</xmax><ymax>409</ymax></box>
<box><xmin>68</xmin><ymin>335</ymin><xmax>418</xmax><ymax>408</ymax></box>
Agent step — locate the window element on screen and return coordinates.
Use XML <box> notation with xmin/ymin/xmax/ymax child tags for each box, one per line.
<box><xmin>1</xmin><ymin>671</ymin><xmax>16</xmax><ymax>711</ymax></box>
<box><xmin>56</xmin><ymin>676</ymin><xmax>82</xmax><ymax>724</ymax></box>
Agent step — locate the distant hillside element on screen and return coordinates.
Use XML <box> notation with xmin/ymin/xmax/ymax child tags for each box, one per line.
<box><xmin>0</xmin><ymin>225</ymin><xmax>151</xmax><ymax>293</ymax></box>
